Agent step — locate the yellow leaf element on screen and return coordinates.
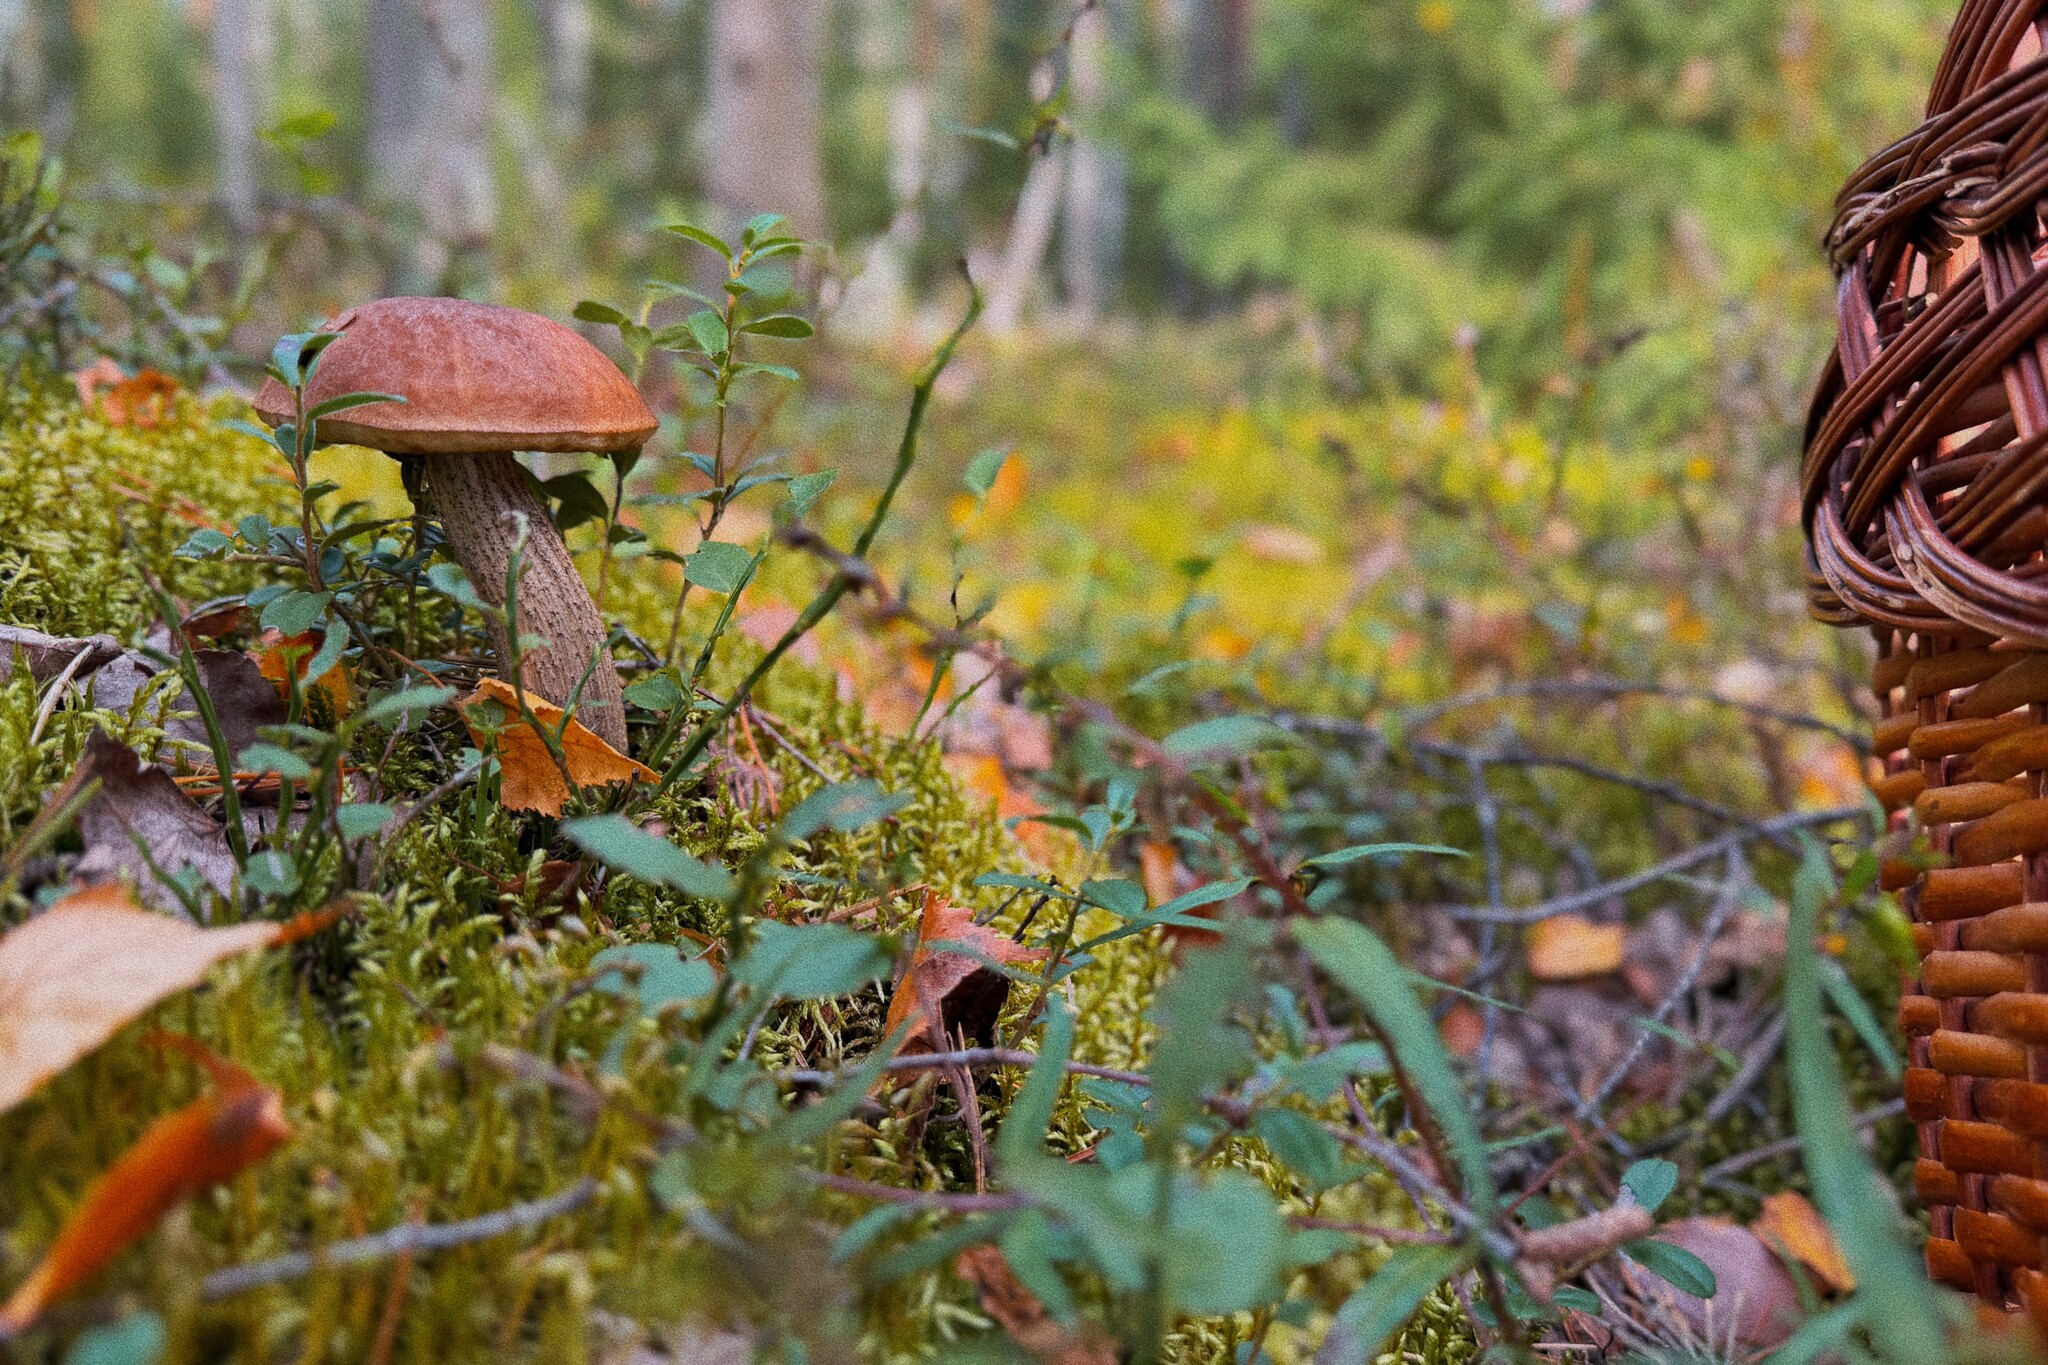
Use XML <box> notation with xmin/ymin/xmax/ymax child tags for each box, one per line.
<box><xmin>254</xmin><ymin>627</ymin><xmax>352</xmax><ymax>718</ymax></box>
<box><xmin>462</xmin><ymin>677</ymin><xmax>655</xmax><ymax>816</ymax></box>
<box><xmin>1751</xmin><ymin>1191</ymin><xmax>1855</xmax><ymax>1294</ymax></box>
<box><xmin>1526</xmin><ymin>914</ymin><xmax>1625</xmax><ymax>981</ymax></box>
<box><xmin>0</xmin><ymin>884</ymin><xmax>296</xmax><ymax>1116</ymax></box>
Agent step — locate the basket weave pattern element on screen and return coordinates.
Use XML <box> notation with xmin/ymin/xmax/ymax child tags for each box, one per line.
<box><xmin>1807</xmin><ymin>0</ymin><xmax>2048</xmax><ymax>1312</ymax></box>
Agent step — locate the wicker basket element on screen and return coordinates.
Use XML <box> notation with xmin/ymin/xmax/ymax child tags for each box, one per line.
<box><xmin>1806</xmin><ymin>0</ymin><xmax>2048</xmax><ymax>1314</ymax></box>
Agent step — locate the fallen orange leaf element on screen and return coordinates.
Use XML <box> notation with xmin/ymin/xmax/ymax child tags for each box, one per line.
<box><xmin>0</xmin><ymin>884</ymin><xmax>310</xmax><ymax>1116</ymax></box>
<box><xmin>1138</xmin><ymin>842</ymin><xmax>1179</xmax><ymax>907</ymax></box>
<box><xmin>255</xmin><ymin>627</ymin><xmax>352</xmax><ymax>718</ymax></box>
<box><xmin>1751</xmin><ymin>1190</ymin><xmax>1855</xmax><ymax>1293</ymax></box>
<box><xmin>461</xmin><ymin>678</ymin><xmax>655</xmax><ymax>816</ymax></box>
<box><xmin>1526</xmin><ymin>914</ymin><xmax>1626</xmax><ymax>981</ymax></box>
<box><xmin>0</xmin><ymin>1035</ymin><xmax>290</xmax><ymax>1334</ymax></box>
<box><xmin>1439</xmin><ymin>1001</ymin><xmax>1485</xmax><ymax>1057</ymax></box>
<box><xmin>882</xmin><ymin>890</ymin><xmax>1042</xmax><ymax>1054</ymax></box>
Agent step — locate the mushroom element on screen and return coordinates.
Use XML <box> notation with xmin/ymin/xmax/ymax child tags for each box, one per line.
<box><xmin>254</xmin><ymin>297</ymin><xmax>655</xmax><ymax>753</ymax></box>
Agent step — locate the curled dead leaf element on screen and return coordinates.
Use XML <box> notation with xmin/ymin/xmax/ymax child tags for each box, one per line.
<box><xmin>461</xmin><ymin>677</ymin><xmax>655</xmax><ymax>816</ymax></box>
<box><xmin>0</xmin><ymin>1035</ymin><xmax>290</xmax><ymax>1335</ymax></box>
<box><xmin>1751</xmin><ymin>1190</ymin><xmax>1854</xmax><ymax>1294</ymax></box>
<box><xmin>0</xmin><ymin>882</ymin><xmax>329</xmax><ymax>1115</ymax></box>
<box><xmin>882</xmin><ymin>891</ymin><xmax>1042</xmax><ymax>1054</ymax></box>
<box><xmin>1527</xmin><ymin>914</ymin><xmax>1626</xmax><ymax>981</ymax></box>
<box><xmin>0</xmin><ymin>624</ymin><xmax>123</xmax><ymax>686</ymax></box>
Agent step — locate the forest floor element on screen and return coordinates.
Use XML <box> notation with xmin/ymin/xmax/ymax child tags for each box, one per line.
<box><xmin>0</xmin><ymin>300</ymin><xmax>1982</xmax><ymax>1363</ymax></box>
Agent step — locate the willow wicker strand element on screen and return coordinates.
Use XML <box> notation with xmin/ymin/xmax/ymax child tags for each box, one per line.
<box><xmin>1807</xmin><ymin>0</ymin><xmax>2048</xmax><ymax>1319</ymax></box>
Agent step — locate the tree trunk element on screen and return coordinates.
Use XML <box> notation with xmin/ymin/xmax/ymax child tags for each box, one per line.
<box><xmin>984</xmin><ymin>141</ymin><xmax>1067</xmax><ymax>336</ymax></box>
<box><xmin>702</xmin><ymin>0</ymin><xmax>827</xmax><ymax>240</ymax></box>
<box><xmin>368</xmin><ymin>0</ymin><xmax>496</xmax><ymax>291</ymax></box>
<box><xmin>210</xmin><ymin>0</ymin><xmax>264</xmax><ymax>232</ymax></box>
<box><xmin>428</xmin><ymin>451</ymin><xmax>629</xmax><ymax>752</ymax></box>
<box><xmin>1059</xmin><ymin>2</ymin><xmax>1125</xmax><ymax>322</ymax></box>
<box><xmin>535</xmin><ymin>0</ymin><xmax>592</xmax><ymax>145</ymax></box>
<box><xmin>1184</xmin><ymin>0</ymin><xmax>1252</xmax><ymax>127</ymax></box>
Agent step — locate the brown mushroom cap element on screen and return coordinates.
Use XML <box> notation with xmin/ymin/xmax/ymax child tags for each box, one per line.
<box><xmin>251</xmin><ymin>296</ymin><xmax>656</xmax><ymax>455</ymax></box>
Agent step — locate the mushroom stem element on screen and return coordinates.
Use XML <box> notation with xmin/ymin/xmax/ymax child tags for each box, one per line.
<box><xmin>425</xmin><ymin>450</ymin><xmax>629</xmax><ymax>752</ymax></box>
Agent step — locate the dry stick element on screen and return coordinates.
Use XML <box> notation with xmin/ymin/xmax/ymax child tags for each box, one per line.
<box><xmin>201</xmin><ymin>1179</ymin><xmax>600</xmax><ymax>1299</ymax></box>
<box><xmin>1697</xmin><ymin>1099</ymin><xmax>1907</xmax><ymax>1188</ymax></box>
<box><xmin>1577</xmin><ymin>849</ymin><xmax>1746</xmax><ymax>1119</ymax></box>
<box><xmin>1443</xmin><ymin>807</ymin><xmax>1865</xmax><ymax>924</ymax></box>
<box><xmin>1400</xmin><ymin>675</ymin><xmax>1863</xmax><ymax>747</ymax></box>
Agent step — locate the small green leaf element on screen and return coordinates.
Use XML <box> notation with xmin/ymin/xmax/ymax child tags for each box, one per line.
<box><xmin>738</xmin><ymin>921</ymin><xmax>889</xmax><ymax>1000</ymax></box>
<box><xmin>963</xmin><ymin>447</ymin><xmax>1009</xmax><ymax>497</ymax></box>
<box><xmin>623</xmin><ymin>674</ymin><xmax>684</xmax><ymax>712</ymax></box>
<box><xmin>739</xmin><ymin>314</ymin><xmax>814</xmax><ymax>339</ymax></box>
<box><xmin>1625</xmin><ymin>1238</ymin><xmax>1717</xmax><ymax>1299</ymax></box>
<box><xmin>260</xmin><ymin>589</ymin><xmax>331</xmax><ymax>637</ymax></box>
<box><xmin>1251</xmin><ymin>1108</ymin><xmax>1345</xmax><ymax>1189</ymax></box>
<box><xmin>364</xmin><ymin>685</ymin><xmax>455</xmax><ymax>724</ymax></box>
<box><xmin>683</xmin><ymin>541</ymin><xmax>755</xmax><ymax>595</ymax></box>
<box><xmin>1296</xmin><ymin>917</ymin><xmax>1495</xmax><ymax>1219</ymax></box>
<box><xmin>1303</xmin><ymin>841</ymin><xmax>1466</xmax><ymax>868</ymax></box>
<box><xmin>239</xmin><ymin>743</ymin><xmax>313</xmax><ymax>782</ymax></box>
<box><xmin>64</xmin><ymin>1311</ymin><xmax>167</xmax><ymax>1365</ymax></box>
<box><xmin>1325</xmin><ymin>1243</ymin><xmax>1466</xmax><ymax>1358</ymax></box>
<box><xmin>243</xmin><ymin>850</ymin><xmax>300</xmax><ymax>898</ymax></box>
<box><xmin>685</xmin><ymin>309</ymin><xmax>730</xmax><ymax>356</ymax></box>
<box><xmin>1622</xmin><ymin>1158</ymin><xmax>1680</xmax><ymax>1215</ymax></box>
<box><xmin>335</xmin><ymin>803</ymin><xmax>396</xmax><ymax>840</ymax></box>
<box><xmin>308</xmin><ymin>391</ymin><xmax>402</xmax><ymax>422</ymax></box>
<box><xmin>573</xmin><ymin>300</ymin><xmax>630</xmax><ymax>325</ymax></box>
<box><xmin>1161</xmin><ymin>714</ymin><xmax>1289</xmax><ymax>762</ymax></box>
<box><xmin>781</xmin><ymin>779</ymin><xmax>909</xmax><ymax>840</ymax></box>
<box><xmin>564</xmin><ymin>814</ymin><xmax>735</xmax><ymax>901</ymax></box>
<box><xmin>786</xmin><ymin>469</ymin><xmax>836</xmax><ymax>516</ymax></box>
<box><xmin>664</xmin><ymin>222</ymin><xmax>733</xmax><ymax>259</ymax></box>
<box><xmin>590</xmin><ymin>943</ymin><xmax>716</xmax><ymax>1015</ymax></box>
<box><xmin>1080</xmin><ymin>877</ymin><xmax>1146</xmax><ymax>918</ymax></box>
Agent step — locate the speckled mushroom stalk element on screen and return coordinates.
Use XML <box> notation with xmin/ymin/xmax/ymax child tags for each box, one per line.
<box><xmin>423</xmin><ymin>449</ymin><xmax>629</xmax><ymax>749</ymax></box>
<box><xmin>255</xmin><ymin>297</ymin><xmax>656</xmax><ymax>753</ymax></box>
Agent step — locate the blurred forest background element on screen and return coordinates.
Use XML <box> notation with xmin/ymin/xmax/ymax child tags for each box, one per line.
<box><xmin>0</xmin><ymin>0</ymin><xmax>1960</xmax><ymax>402</ymax></box>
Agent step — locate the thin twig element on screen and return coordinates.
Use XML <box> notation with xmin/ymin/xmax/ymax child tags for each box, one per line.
<box><xmin>201</xmin><ymin>1179</ymin><xmax>600</xmax><ymax>1298</ymax></box>
<box><xmin>1441</xmin><ymin>807</ymin><xmax>1864</xmax><ymax>923</ymax></box>
<box><xmin>1697</xmin><ymin>1099</ymin><xmax>1907</xmax><ymax>1186</ymax></box>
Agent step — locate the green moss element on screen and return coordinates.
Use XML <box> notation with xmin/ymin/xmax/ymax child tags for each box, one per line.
<box><xmin>0</xmin><ymin>384</ymin><xmax>273</xmax><ymax>639</ymax></box>
<box><xmin>0</xmin><ymin>387</ymin><xmax>1456</xmax><ymax>1365</ymax></box>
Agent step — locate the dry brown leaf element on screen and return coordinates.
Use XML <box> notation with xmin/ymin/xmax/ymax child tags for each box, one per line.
<box><xmin>882</xmin><ymin>890</ymin><xmax>1042</xmax><ymax>1053</ymax></box>
<box><xmin>1138</xmin><ymin>841</ymin><xmax>1180</xmax><ymax>908</ymax></box>
<box><xmin>67</xmin><ymin>731</ymin><xmax>239</xmax><ymax>909</ymax></box>
<box><xmin>0</xmin><ymin>624</ymin><xmax>123</xmax><ymax>686</ymax></box>
<box><xmin>461</xmin><ymin>677</ymin><xmax>655</xmax><ymax>816</ymax></box>
<box><xmin>1527</xmin><ymin>914</ymin><xmax>1626</xmax><ymax>980</ymax></box>
<box><xmin>0</xmin><ymin>1034</ymin><xmax>290</xmax><ymax>1334</ymax></box>
<box><xmin>0</xmin><ymin>883</ymin><xmax>296</xmax><ymax>1115</ymax></box>
<box><xmin>1751</xmin><ymin>1190</ymin><xmax>1855</xmax><ymax>1294</ymax></box>
<box><xmin>954</xmin><ymin>1245</ymin><xmax>1116</xmax><ymax>1365</ymax></box>
<box><xmin>1636</xmin><ymin>1217</ymin><xmax>1801</xmax><ymax>1349</ymax></box>
<box><xmin>255</xmin><ymin>628</ymin><xmax>352</xmax><ymax>718</ymax></box>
